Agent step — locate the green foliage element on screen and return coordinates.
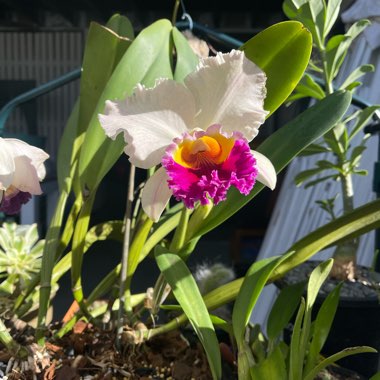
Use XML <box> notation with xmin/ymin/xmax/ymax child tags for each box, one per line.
<box><xmin>245</xmin><ymin>260</ymin><xmax>376</xmax><ymax>379</ymax></box>
<box><xmin>0</xmin><ymin>223</ymin><xmax>43</xmax><ymax>291</ymax></box>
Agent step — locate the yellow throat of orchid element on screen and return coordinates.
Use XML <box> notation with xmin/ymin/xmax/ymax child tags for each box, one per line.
<box><xmin>174</xmin><ymin>133</ymin><xmax>235</xmax><ymax>169</ymax></box>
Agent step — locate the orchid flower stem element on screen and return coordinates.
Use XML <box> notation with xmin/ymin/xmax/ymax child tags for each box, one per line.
<box><xmin>171</xmin><ymin>0</ymin><xmax>181</xmax><ymax>25</ymax></box>
<box><xmin>71</xmin><ymin>192</ymin><xmax>96</xmax><ymax>320</ymax></box>
<box><xmin>117</xmin><ymin>164</ymin><xmax>136</xmax><ymax>347</ymax></box>
<box><xmin>36</xmin><ymin>190</ymin><xmax>69</xmax><ymax>343</ymax></box>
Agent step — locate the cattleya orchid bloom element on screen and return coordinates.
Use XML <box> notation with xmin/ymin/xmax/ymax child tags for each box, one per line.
<box><xmin>99</xmin><ymin>50</ymin><xmax>276</xmax><ymax>222</ymax></box>
<box><xmin>0</xmin><ymin>137</ymin><xmax>49</xmax><ymax>214</ymax></box>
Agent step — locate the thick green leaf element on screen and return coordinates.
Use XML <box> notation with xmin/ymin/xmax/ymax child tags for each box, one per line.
<box><xmin>106</xmin><ymin>13</ymin><xmax>134</xmax><ymax>40</ymax></box>
<box><xmin>194</xmin><ymin>91</ymin><xmax>352</xmax><ymax>238</ymax></box>
<box><xmin>250</xmin><ymin>345</ymin><xmax>287</xmax><ymax>380</ymax></box>
<box><xmin>267</xmin><ymin>281</ymin><xmax>306</xmax><ymax>341</ymax></box>
<box><xmin>272</xmin><ymin>198</ymin><xmax>380</xmax><ymax>279</ymax></box>
<box><xmin>155</xmin><ymin>248</ymin><xmax>221</xmax><ymax>380</ymax></box>
<box><xmin>78</xmin><ymin>19</ymin><xmax>173</xmax><ymax>191</ymax></box>
<box><xmin>232</xmin><ymin>256</ymin><xmax>281</xmax><ymax>342</ymax></box>
<box><xmin>172</xmin><ymin>27</ymin><xmax>199</xmax><ymax>82</ymax></box>
<box><xmin>57</xmin><ymin>101</ymin><xmax>79</xmax><ymax>192</ymax></box>
<box><xmin>305</xmin><ymin>282</ymin><xmax>342</xmax><ymax>375</ymax></box>
<box><xmin>199</xmin><ymin>197</ymin><xmax>380</xmax><ymax>315</ymax></box>
<box><xmin>241</xmin><ymin>21</ymin><xmax>312</xmax><ymax>116</ymax></box>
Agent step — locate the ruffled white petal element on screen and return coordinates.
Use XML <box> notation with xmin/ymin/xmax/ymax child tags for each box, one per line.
<box><xmin>0</xmin><ymin>137</ymin><xmax>16</xmax><ymax>190</ymax></box>
<box><xmin>99</xmin><ymin>79</ymin><xmax>196</xmax><ymax>169</ymax></box>
<box><xmin>142</xmin><ymin>167</ymin><xmax>172</xmax><ymax>222</ymax></box>
<box><xmin>185</xmin><ymin>50</ymin><xmax>268</xmax><ymax>141</ymax></box>
<box><xmin>3</xmin><ymin>138</ymin><xmax>49</xmax><ymax>194</ymax></box>
<box><xmin>252</xmin><ymin>150</ymin><xmax>277</xmax><ymax>190</ymax></box>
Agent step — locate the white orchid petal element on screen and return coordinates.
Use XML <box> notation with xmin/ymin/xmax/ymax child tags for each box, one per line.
<box><xmin>99</xmin><ymin>79</ymin><xmax>196</xmax><ymax>169</ymax></box>
<box><xmin>252</xmin><ymin>150</ymin><xmax>277</xmax><ymax>190</ymax></box>
<box><xmin>185</xmin><ymin>50</ymin><xmax>268</xmax><ymax>141</ymax></box>
<box><xmin>0</xmin><ymin>138</ymin><xmax>16</xmax><ymax>190</ymax></box>
<box><xmin>142</xmin><ymin>167</ymin><xmax>172</xmax><ymax>222</ymax></box>
<box><xmin>1</xmin><ymin>138</ymin><xmax>49</xmax><ymax>194</ymax></box>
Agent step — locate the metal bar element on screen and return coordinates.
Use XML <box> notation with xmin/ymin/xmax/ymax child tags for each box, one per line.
<box><xmin>0</xmin><ymin>68</ymin><xmax>81</xmax><ymax>134</ymax></box>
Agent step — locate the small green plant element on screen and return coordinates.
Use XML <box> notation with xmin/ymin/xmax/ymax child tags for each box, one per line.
<box><xmin>283</xmin><ymin>0</ymin><xmax>380</xmax><ymax>280</ymax></box>
<box><xmin>236</xmin><ymin>260</ymin><xmax>375</xmax><ymax>379</ymax></box>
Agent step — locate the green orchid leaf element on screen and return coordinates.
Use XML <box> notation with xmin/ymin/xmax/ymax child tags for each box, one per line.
<box><xmin>267</xmin><ymin>280</ymin><xmax>306</xmax><ymax>341</ymax></box>
<box><xmin>241</xmin><ymin>20</ymin><xmax>312</xmax><ymax>116</ymax></box>
<box><xmin>57</xmin><ymin>100</ymin><xmax>79</xmax><ymax>192</ymax></box>
<box><xmin>304</xmin><ymin>346</ymin><xmax>377</xmax><ymax>380</ymax></box>
<box><xmin>289</xmin><ymin>297</ymin><xmax>306</xmax><ymax>380</ymax></box>
<box><xmin>232</xmin><ymin>256</ymin><xmax>281</xmax><ymax>343</ymax></box>
<box><xmin>194</xmin><ymin>91</ymin><xmax>352</xmax><ymax>238</ymax></box>
<box><xmin>78</xmin><ymin>19</ymin><xmax>173</xmax><ymax>191</ymax></box>
<box><xmin>250</xmin><ymin>344</ymin><xmax>287</xmax><ymax>380</ymax></box>
<box><xmin>306</xmin><ymin>259</ymin><xmax>333</xmax><ymax>310</ymax></box>
<box><xmin>305</xmin><ymin>282</ymin><xmax>342</xmax><ymax>374</ymax></box>
<box><xmin>283</xmin><ymin>0</ymin><xmax>325</xmax><ymax>49</ymax></box>
<box><xmin>272</xmin><ymin>198</ymin><xmax>380</xmax><ymax>280</ymax></box>
<box><xmin>106</xmin><ymin>13</ymin><xmax>134</xmax><ymax>40</ymax></box>
<box><xmin>197</xmin><ymin>197</ymin><xmax>380</xmax><ymax>315</ymax></box>
<box><xmin>155</xmin><ymin>247</ymin><xmax>221</xmax><ymax>380</ymax></box>
<box><xmin>172</xmin><ymin>27</ymin><xmax>199</xmax><ymax>82</ymax></box>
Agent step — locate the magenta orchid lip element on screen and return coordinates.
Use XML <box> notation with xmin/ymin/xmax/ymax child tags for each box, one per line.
<box><xmin>162</xmin><ymin>125</ymin><xmax>257</xmax><ymax>208</ymax></box>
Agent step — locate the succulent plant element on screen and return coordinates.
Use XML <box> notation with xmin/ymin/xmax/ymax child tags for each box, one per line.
<box><xmin>0</xmin><ymin>223</ymin><xmax>44</xmax><ymax>293</ymax></box>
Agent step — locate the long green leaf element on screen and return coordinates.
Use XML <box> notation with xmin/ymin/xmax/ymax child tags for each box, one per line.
<box><xmin>194</xmin><ymin>91</ymin><xmax>352</xmax><ymax>238</ymax></box>
<box><xmin>172</xmin><ymin>27</ymin><xmax>199</xmax><ymax>82</ymax></box>
<box><xmin>272</xmin><ymin>198</ymin><xmax>380</xmax><ymax>279</ymax></box>
<box><xmin>305</xmin><ymin>282</ymin><xmax>343</xmax><ymax>375</ymax></box>
<box><xmin>241</xmin><ymin>21</ymin><xmax>312</xmax><ymax>116</ymax></box>
<box><xmin>155</xmin><ymin>248</ymin><xmax>221</xmax><ymax>380</ymax></box>
<box><xmin>78</xmin><ymin>19</ymin><xmax>173</xmax><ymax>191</ymax></box>
<box><xmin>304</xmin><ymin>346</ymin><xmax>377</xmax><ymax>380</ymax></box>
<box><xmin>306</xmin><ymin>259</ymin><xmax>333</xmax><ymax>309</ymax></box>
<box><xmin>267</xmin><ymin>281</ymin><xmax>306</xmax><ymax>341</ymax></box>
<box><xmin>232</xmin><ymin>256</ymin><xmax>281</xmax><ymax>342</ymax></box>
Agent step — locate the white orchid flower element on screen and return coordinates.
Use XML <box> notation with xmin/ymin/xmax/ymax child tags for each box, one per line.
<box><xmin>0</xmin><ymin>137</ymin><xmax>49</xmax><ymax>214</ymax></box>
<box><xmin>99</xmin><ymin>50</ymin><xmax>276</xmax><ymax>222</ymax></box>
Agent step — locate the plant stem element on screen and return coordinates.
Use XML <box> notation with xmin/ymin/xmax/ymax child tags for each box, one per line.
<box><xmin>117</xmin><ymin>164</ymin><xmax>136</xmax><ymax>346</ymax></box>
<box><xmin>71</xmin><ymin>192</ymin><xmax>95</xmax><ymax>319</ymax></box>
<box><xmin>0</xmin><ymin>319</ymin><xmax>28</xmax><ymax>358</ymax></box>
<box><xmin>171</xmin><ymin>0</ymin><xmax>181</xmax><ymax>25</ymax></box>
<box><xmin>36</xmin><ymin>190</ymin><xmax>70</xmax><ymax>343</ymax></box>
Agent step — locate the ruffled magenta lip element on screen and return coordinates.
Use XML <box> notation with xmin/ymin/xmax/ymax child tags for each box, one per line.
<box><xmin>0</xmin><ymin>190</ymin><xmax>32</xmax><ymax>215</ymax></box>
<box><xmin>162</xmin><ymin>126</ymin><xmax>258</xmax><ymax>208</ymax></box>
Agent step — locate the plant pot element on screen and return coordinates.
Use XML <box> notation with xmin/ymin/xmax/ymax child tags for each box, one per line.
<box><xmin>278</xmin><ymin>261</ymin><xmax>380</xmax><ymax>378</ymax></box>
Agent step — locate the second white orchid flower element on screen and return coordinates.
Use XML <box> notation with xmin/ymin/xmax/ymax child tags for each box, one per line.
<box><xmin>0</xmin><ymin>137</ymin><xmax>49</xmax><ymax>215</ymax></box>
<box><xmin>99</xmin><ymin>50</ymin><xmax>276</xmax><ymax>222</ymax></box>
